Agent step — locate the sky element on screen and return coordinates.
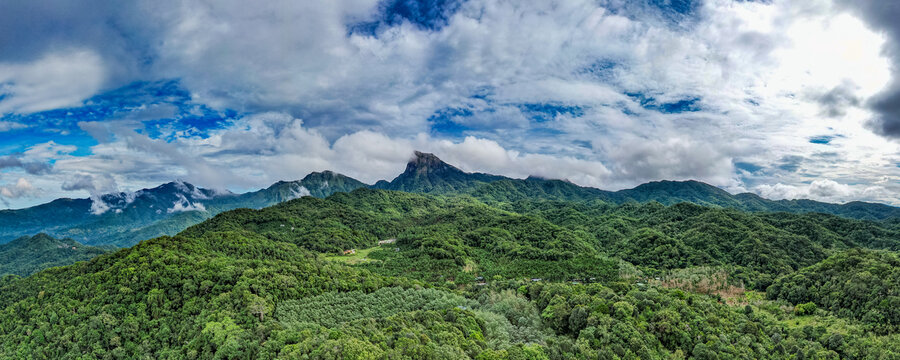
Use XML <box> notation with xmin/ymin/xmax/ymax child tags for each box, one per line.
<box><xmin>1</xmin><ymin>0</ymin><xmax>899</xmax><ymax>209</ymax></box>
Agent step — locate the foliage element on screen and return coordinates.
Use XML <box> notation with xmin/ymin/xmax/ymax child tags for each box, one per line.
<box><xmin>0</xmin><ymin>184</ymin><xmax>898</xmax><ymax>359</ymax></box>
<box><xmin>0</xmin><ymin>233</ymin><xmax>109</xmax><ymax>277</ymax></box>
<box><xmin>767</xmin><ymin>249</ymin><xmax>900</xmax><ymax>333</ymax></box>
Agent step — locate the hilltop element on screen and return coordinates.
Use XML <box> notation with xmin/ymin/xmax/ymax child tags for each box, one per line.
<box><xmin>0</xmin><ymin>233</ymin><xmax>109</xmax><ymax>277</ymax></box>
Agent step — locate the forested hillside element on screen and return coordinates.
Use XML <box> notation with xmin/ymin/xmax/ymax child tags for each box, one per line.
<box><xmin>183</xmin><ymin>189</ymin><xmax>898</xmax><ymax>287</ymax></box>
<box><xmin>0</xmin><ymin>233</ymin><xmax>109</xmax><ymax>277</ymax></box>
<box><xmin>2</xmin><ymin>187</ymin><xmax>897</xmax><ymax>358</ymax></box>
<box><xmin>767</xmin><ymin>249</ymin><xmax>900</xmax><ymax>334</ymax></box>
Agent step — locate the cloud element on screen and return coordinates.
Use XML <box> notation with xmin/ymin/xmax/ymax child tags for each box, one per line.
<box><xmin>181</xmin><ymin>112</ymin><xmax>617</xmax><ymax>188</ymax></box>
<box><xmin>0</xmin><ymin>0</ymin><xmax>898</xmax><ymax>208</ymax></box>
<box><xmin>835</xmin><ymin>1</ymin><xmax>900</xmax><ymax>138</ymax></box>
<box><xmin>810</xmin><ymin>81</ymin><xmax>861</xmax><ymax>118</ymax></box>
<box><xmin>61</xmin><ymin>173</ymin><xmax>119</xmax><ymax>214</ymax></box>
<box><xmin>0</xmin><ymin>178</ymin><xmax>38</xmax><ymax>207</ymax></box>
<box><xmin>61</xmin><ymin>173</ymin><xmax>118</xmax><ymax>194</ymax></box>
<box><xmin>754</xmin><ymin>179</ymin><xmax>891</xmax><ymax>204</ymax></box>
<box><xmin>290</xmin><ymin>185</ymin><xmax>312</xmax><ymax>200</ymax></box>
<box><xmin>76</xmin><ymin>120</ymin><xmax>240</xmax><ymax>189</ymax></box>
<box><xmin>167</xmin><ymin>193</ymin><xmax>207</xmax><ymax>213</ymax></box>
<box><xmin>0</xmin><ymin>121</ymin><xmax>28</xmax><ymax>132</ymax></box>
<box><xmin>0</xmin><ymin>155</ymin><xmax>52</xmax><ymax>175</ymax></box>
<box><xmin>0</xmin><ymin>49</ymin><xmax>106</xmax><ymax>114</ymax></box>
<box><xmin>23</xmin><ymin>141</ymin><xmax>78</xmax><ymax>160</ymax></box>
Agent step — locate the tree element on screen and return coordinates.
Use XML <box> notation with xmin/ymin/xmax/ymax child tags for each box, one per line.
<box><xmin>247</xmin><ymin>293</ymin><xmax>272</xmax><ymax>322</ymax></box>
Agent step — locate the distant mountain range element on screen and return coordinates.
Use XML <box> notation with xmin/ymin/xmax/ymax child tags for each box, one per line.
<box><xmin>0</xmin><ymin>171</ymin><xmax>365</xmax><ymax>247</ymax></box>
<box><xmin>1</xmin><ymin>151</ymin><xmax>897</xmax><ymax>247</ymax></box>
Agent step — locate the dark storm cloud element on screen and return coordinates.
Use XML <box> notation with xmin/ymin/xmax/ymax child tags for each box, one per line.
<box><xmin>813</xmin><ymin>82</ymin><xmax>860</xmax><ymax>118</ymax></box>
<box><xmin>0</xmin><ymin>155</ymin><xmax>51</xmax><ymax>175</ymax></box>
<box><xmin>837</xmin><ymin>1</ymin><xmax>900</xmax><ymax>137</ymax></box>
<box><xmin>0</xmin><ymin>1</ymin><xmax>156</xmax><ymax>69</ymax></box>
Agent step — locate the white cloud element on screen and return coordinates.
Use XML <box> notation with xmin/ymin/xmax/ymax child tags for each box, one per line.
<box><xmin>167</xmin><ymin>193</ymin><xmax>207</xmax><ymax>213</ymax></box>
<box><xmin>754</xmin><ymin>179</ymin><xmax>892</xmax><ymax>204</ymax></box>
<box><xmin>0</xmin><ymin>49</ymin><xmax>106</xmax><ymax>114</ymax></box>
<box><xmin>23</xmin><ymin>141</ymin><xmax>78</xmax><ymax>161</ymax></box>
<box><xmin>290</xmin><ymin>185</ymin><xmax>312</xmax><ymax>200</ymax></box>
<box><xmin>0</xmin><ymin>177</ymin><xmax>37</xmax><ymax>199</ymax></box>
<box><xmin>0</xmin><ymin>121</ymin><xmax>28</xmax><ymax>132</ymax></box>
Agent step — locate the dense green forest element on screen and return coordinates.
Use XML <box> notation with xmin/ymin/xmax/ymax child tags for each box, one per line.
<box><xmin>767</xmin><ymin>249</ymin><xmax>900</xmax><ymax>334</ymax></box>
<box><xmin>1</xmin><ymin>186</ymin><xmax>898</xmax><ymax>359</ymax></box>
<box><xmin>183</xmin><ymin>189</ymin><xmax>899</xmax><ymax>289</ymax></box>
<box><xmin>0</xmin><ymin>233</ymin><xmax>109</xmax><ymax>277</ymax></box>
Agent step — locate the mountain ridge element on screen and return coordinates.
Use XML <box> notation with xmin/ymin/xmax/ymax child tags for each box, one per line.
<box><xmin>2</xmin><ymin>151</ymin><xmax>897</xmax><ymax>247</ymax></box>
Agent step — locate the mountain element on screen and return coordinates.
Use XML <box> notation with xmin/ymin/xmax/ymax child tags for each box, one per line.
<box><xmin>373</xmin><ymin>152</ymin><xmax>899</xmax><ymax>221</ymax></box>
<box><xmin>0</xmin><ymin>181</ymin><xmax>217</xmax><ymax>245</ymax></box>
<box><xmin>468</xmin><ymin>176</ymin><xmax>611</xmax><ymax>203</ymax></box>
<box><xmin>373</xmin><ymin>151</ymin><xmax>505</xmax><ymax>193</ymax></box>
<box><xmin>0</xmin><ymin>173</ymin><xmax>366</xmax><ymax>247</ymax></box>
<box><xmin>2</xmin><ymin>151</ymin><xmax>897</xmax><ymax>248</ymax></box>
<box><xmin>0</xmin><ymin>233</ymin><xmax>109</xmax><ymax>277</ymax></box>
<box><xmin>235</xmin><ymin>171</ymin><xmax>368</xmax><ymax>208</ymax></box>
<box><xmin>610</xmin><ymin>180</ymin><xmax>744</xmax><ymax>207</ymax></box>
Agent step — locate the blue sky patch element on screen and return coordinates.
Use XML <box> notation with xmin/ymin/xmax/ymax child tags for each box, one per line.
<box><xmin>809</xmin><ymin>135</ymin><xmax>835</xmax><ymax>145</ymax></box>
<box><xmin>517</xmin><ymin>103</ymin><xmax>586</xmax><ymax>123</ymax></box>
<box><xmin>734</xmin><ymin>161</ymin><xmax>763</xmax><ymax>173</ymax></box>
<box><xmin>349</xmin><ymin>0</ymin><xmax>465</xmax><ymax>36</ymax></box>
<box><xmin>626</xmin><ymin>92</ymin><xmax>702</xmax><ymax>113</ymax></box>
<box><xmin>527</xmin><ymin>127</ymin><xmax>566</xmax><ymax>137</ymax></box>
<box><xmin>650</xmin><ymin>0</ymin><xmax>698</xmax><ymax>16</ymax></box>
<box><xmin>572</xmin><ymin>140</ymin><xmax>593</xmax><ymax>149</ymax></box>
<box><xmin>428</xmin><ymin>106</ymin><xmax>474</xmax><ymax>137</ymax></box>
<box><xmin>0</xmin><ymin>80</ymin><xmax>239</xmax><ymax>156</ymax></box>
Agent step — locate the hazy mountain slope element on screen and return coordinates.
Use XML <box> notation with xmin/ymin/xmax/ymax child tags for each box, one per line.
<box><xmin>0</xmin><ymin>233</ymin><xmax>109</xmax><ymax>277</ymax></box>
<box><xmin>0</xmin><ymin>198</ymin><xmax>94</xmax><ymax>241</ymax></box>
<box><xmin>232</xmin><ymin>171</ymin><xmax>367</xmax><ymax>209</ymax></box>
<box><xmin>0</xmin><ymin>172</ymin><xmax>367</xmax><ymax>247</ymax></box>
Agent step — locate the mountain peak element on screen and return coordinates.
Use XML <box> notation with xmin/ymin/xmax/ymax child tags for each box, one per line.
<box><xmin>7</xmin><ymin>233</ymin><xmax>75</xmax><ymax>249</ymax></box>
<box><xmin>406</xmin><ymin>151</ymin><xmax>461</xmax><ymax>175</ymax></box>
<box><xmin>372</xmin><ymin>151</ymin><xmax>505</xmax><ymax>193</ymax></box>
<box><xmin>411</xmin><ymin>150</ymin><xmax>446</xmax><ymax>166</ymax></box>
<box><xmin>301</xmin><ymin>170</ymin><xmax>343</xmax><ymax>182</ymax></box>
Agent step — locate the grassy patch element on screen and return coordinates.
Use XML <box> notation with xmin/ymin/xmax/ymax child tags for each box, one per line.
<box><xmin>324</xmin><ymin>246</ymin><xmax>381</xmax><ymax>264</ymax></box>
